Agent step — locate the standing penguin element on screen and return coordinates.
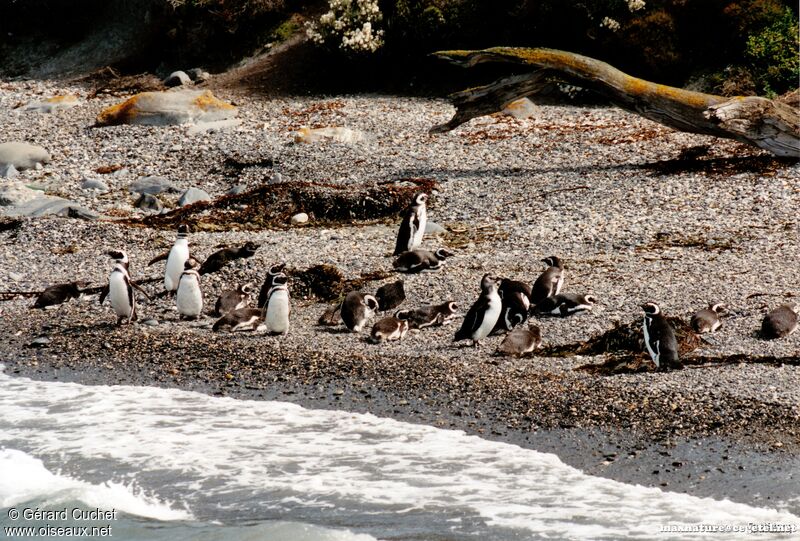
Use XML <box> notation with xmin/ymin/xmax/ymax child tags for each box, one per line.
<box><xmin>214</xmin><ymin>284</ymin><xmax>253</xmax><ymax>316</ymax></box>
<box><xmin>691</xmin><ymin>303</ymin><xmax>725</xmax><ymax>334</ymax></box>
<box><xmin>162</xmin><ymin>224</ymin><xmax>190</xmax><ymax>294</ymax></box>
<box><xmin>394</xmin><ymin>192</ymin><xmax>428</xmax><ymax>255</ymax></box>
<box><xmin>176</xmin><ymin>259</ymin><xmax>203</xmax><ymax>320</ymax></box>
<box><xmin>761</xmin><ymin>303</ymin><xmax>799</xmax><ymax>339</ymax></box>
<box><xmin>492</xmin><ymin>278</ymin><xmax>532</xmax><ymax>333</ymax></box>
<box><xmin>530</xmin><ymin>256</ymin><xmax>565</xmax><ymax>306</ymax></box>
<box><xmin>454</xmin><ymin>274</ymin><xmax>502</xmax><ymax>347</ymax></box>
<box><xmin>641</xmin><ymin>302</ymin><xmax>680</xmax><ymax>370</ymax></box>
<box><xmin>102</xmin><ymin>251</ymin><xmax>137</xmax><ymax>325</ymax></box>
<box><xmin>264</xmin><ymin>274</ymin><xmax>291</xmax><ymax>335</ymax></box>
<box><xmin>257</xmin><ymin>263</ymin><xmax>287</xmax><ymax>309</ymax></box>
<box><xmin>341</xmin><ymin>291</ymin><xmax>379</xmax><ymax>332</ymax></box>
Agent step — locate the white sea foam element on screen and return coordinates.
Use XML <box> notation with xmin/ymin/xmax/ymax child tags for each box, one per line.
<box><xmin>0</xmin><ymin>448</ymin><xmax>191</xmax><ymax>521</ymax></box>
<box><xmin>0</xmin><ymin>366</ymin><xmax>798</xmax><ymax>539</ymax></box>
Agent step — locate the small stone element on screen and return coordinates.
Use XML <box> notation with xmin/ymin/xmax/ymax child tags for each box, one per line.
<box><xmin>28</xmin><ymin>336</ymin><xmax>51</xmax><ymax>348</ymax></box>
<box><xmin>0</xmin><ymin>163</ymin><xmax>19</xmax><ymax>179</ymax></box>
<box><xmin>268</xmin><ymin>173</ymin><xmax>285</xmax><ymax>184</ymax></box>
<box><xmin>163</xmin><ymin>71</ymin><xmax>192</xmax><ymax>87</ymax></box>
<box><xmin>142</xmin><ymin>318</ymin><xmax>159</xmax><ymax>326</ymax></box>
<box><xmin>129</xmin><ymin>176</ymin><xmax>179</xmax><ymax>195</ymax></box>
<box><xmin>135</xmin><ymin>193</ymin><xmax>163</xmax><ymax>212</ymax></box>
<box><xmin>398</xmin><ymin>399</ymin><xmax>409</xmax><ymax>406</ymax></box>
<box><xmin>0</xmin><ymin>142</ymin><xmax>50</xmax><ymax>170</ymax></box>
<box><xmin>291</xmin><ymin>212</ymin><xmax>309</xmax><ymax>225</ymax></box>
<box><xmin>178</xmin><ymin>187</ymin><xmax>211</xmax><ymax>206</ymax></box>
<box><xmin>9</xmin><ymin>272</ymin><xmax>23</xmax><ymax>282</ymax></box>
<box><xmin>81</xmin><ymin>178</ymin><xmax>109</xmax><ymax>192</ymax></box>
<box><xmin>226</xmin><ymin>184</ymin><xmax>248</xmax><ymax>195</ymax></box>
<box><xmin>333</xmin><ymin>388</ymin><xmax>344</xmax><ymax>396</ymax></box>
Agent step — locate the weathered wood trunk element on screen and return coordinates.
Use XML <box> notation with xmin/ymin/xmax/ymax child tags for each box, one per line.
<box><xmin>431</xmin><ymin>47</ymin><xmax>800</xmax><ymax>158</ymax></box>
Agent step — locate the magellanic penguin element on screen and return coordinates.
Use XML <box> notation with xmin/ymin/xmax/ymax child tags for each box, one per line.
<box><xmin>398</xmin><ymin>301</ymin><xmax>459</xmax><ymax>330</ymax></box>
<box><xmin>761</xmin><ymin>303</ymin><xmax>800</xmax><ymax>339</ymax></box>
<box><xmin>496</xmin><ymin>324</ymin><xmax>542</xmax><ymax>358</ymax></box>
<box><xmin>492</xmin><ymin>279</ymin><xmax>532</xmax><ymax>334</ymax></box>
<box><xmin>529</xmin><ymin>256</ymin><xmax>565</xmax><ymax>306</ymax></box>
<box><xmin>393</xmin><ymin>192</ymin><xmax>428</xmax><ymax>256</ymax></box>
<box><xmin>214</xmin><ymin>284</ymin><xmax>253</xmax><ymax>316</ymax></box>
<box><xmin>454</xmin><ymin>274</ymin><xmax>502</xmax><ymax>347</ymax></box>
<box><xmin>691</xmin><ymin>303</ymin><xmax>725</xmax><ymax>334</ymax></box>
<box><xmin>257</xmin><ymin>263</ymin><xmax>287</xmax><ymax>309</ymax></box>
<box><xmin>32</xmin><ymin>281</ymin><xmax>88</xmax><ymax>309</ymax></box>
<box><xmin>533</xmin><ymin>293</ymin><xmax>597</xmax><ymax>317</ymax></box>
<box><xmin>341</xmin><ymin>291</ymin><xmax>379</xmax><ymax>332</ymax></box>
<box><xmin>264</xmin><ymin>274</ymin><xmax>291</xmax><ymax>335</ymax></box>
<box><xmin>162</xmin><ymin>224</ymin><xmax>190</xmax><ymax>293</ymax></box>
<box><xmin>642</xmin><ymin>302</ymin><xmax>681</xmax><ymax>370</ymax></box>
<box><xmin>102</xmin><ymin>250</ymin><xmax>137</xmax><ymax>325</ymax></box>
<box><xmin>375</xmin><ymin>280</ymin><xmax>405</xmax><ymax>311</ymax></box>
<box><xmin>176</xmin><ymin>259</ymin><xmax>203</xmax><ymax>320</ymax></box>
<box><xmin>393</xmin><ymin>248</ymin><xmax>454</xmax><ymax>273</ymax></box>
<box><xmin>199</xmin><ymin>242</ymin><xmax>260</xmax><ymax>275</ymax></box>
<box><xmin>369</xmin><ymin>312</ymin><xmax>410</xmax><ymax>343</ymax></box>
<box><xmin>212</xmin><ymin>308</ymin><xmax>264</xmax><ymax>332</ymax></box>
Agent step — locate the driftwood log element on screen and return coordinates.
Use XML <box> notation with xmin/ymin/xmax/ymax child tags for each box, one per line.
<box><xmin>431</xmin><ymin>47</ymin><xmax>800</xmax><ymax>158</ymax></box>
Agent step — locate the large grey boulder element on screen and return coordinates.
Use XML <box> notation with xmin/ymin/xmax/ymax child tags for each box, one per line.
<box><xmin>178</xmin><ymin>187</ymin><xmax>211</xmax><ymax>206</ymax></box>
<box><xmin>81</xmin><ymin>178</ymin><xmax>109</xmax><ymax>192</ymax></box>
<box><xmin>0</xmin><ymin>164</ymin><xmax>19</xmax><ymax>179</ymax></box>
<box><xmin>128</xmin><ymin>176</ymin><xmax>180</xmax><ymax>195</ymax></box>
<box><xmin>0</xmin><ymin>142</ymin><xmax>51</xmax><ymax>170</ymax></box>
<box><xmin>0</xmin><ymin>184</ymin><xmax>98</xmax><ymax>219</ymax></box>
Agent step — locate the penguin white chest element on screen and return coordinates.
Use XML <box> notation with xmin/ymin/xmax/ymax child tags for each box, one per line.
<box><xmin>474</xmin><ymin>292</ymin><xmax>502</xmax><ymax>341</ymax></box>
<box><xmin>177</xmin><ymin>274</ymin><xmax>203</xmax><ymax>317</ymax></box>
<box><xmin>109</xmin><ymin>271</ymin><xmax>133</xmax><ymax>318</ymax></box>
<box><xmin>164</xmin><ymin>239</ymin><xmax>189</xmax><ymax>291</ymax></box>
<box><xmin>412</xmin><ymin>207</ymin><xmax>427</xmax><ymax>248</ymax></box>
<box><xmin>265</xmin><ymin>289</ymin><xmax>290</xmax><ymax>334</ymax></box>
<box><xmin>643</xmin><ymin>315</ymin><xmax>659</xmax><ymax>363</ymax></box>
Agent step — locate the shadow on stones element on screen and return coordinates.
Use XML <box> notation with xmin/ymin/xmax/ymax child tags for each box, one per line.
<box><xmin>125</xmin><ymin>178</ymin><xmax>438</xmax><ymax>231</ymax></box>
<box><xmin>643</xmin><ymin>152</ymin><xmax>796</xmax><ymax>178</ymax></box>
<box><xmin>288</xmin><ymin>265</ymin><xmax>391</xmax><ymax>302</ymax></box>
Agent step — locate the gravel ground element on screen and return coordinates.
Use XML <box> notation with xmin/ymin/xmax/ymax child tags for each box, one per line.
<box><xmin>1</xmin><ymin>79</ymin><xmax>799</xmax><ymax>507</ymax></box>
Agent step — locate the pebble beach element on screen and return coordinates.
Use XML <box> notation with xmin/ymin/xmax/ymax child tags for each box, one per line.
<box><xmin>1</xmin><ymin>78</ymin><xmax>799</xmax><ymax>510</ymax></box>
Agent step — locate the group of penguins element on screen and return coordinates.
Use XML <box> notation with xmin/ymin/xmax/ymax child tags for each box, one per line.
<box><xmin>33</xmin><ymin>191</ymin><xmax>799</xmax><ymax>369</ymax></box>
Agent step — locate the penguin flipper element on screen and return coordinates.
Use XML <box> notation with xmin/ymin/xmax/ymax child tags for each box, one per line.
<box><xmin>455</xmin><ymin>297</ymin><xmax>488</xmax><ymax>341</ymax></box>
<box><xmin>131</xmin><ymin>281</ymin><xmax>152</xmax><ymax>301</ymax></box>
<box><xmin>98</xmin><ymin>286</ymin><xmax>109</xmax><ymax>305</ymax></box>
<box><xmin>147</xmin><ymin>252</ymin><xmax>169</xmax><ymax>266</ymax></box>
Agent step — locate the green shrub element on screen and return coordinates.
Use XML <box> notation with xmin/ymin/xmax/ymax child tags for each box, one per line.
<box><xmin>745</xmin><ymin>6</ymin><xmax>800</xmax><ymax>95</ymax></box>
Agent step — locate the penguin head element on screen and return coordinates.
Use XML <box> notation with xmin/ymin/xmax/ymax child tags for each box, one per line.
<box><xmin>787</xmin><ymin>302</ymin><xmax>800</xmax><ymax>314</ymax></box>
<box><xmin>480</xmin><ymin>274</ymin><xmax>499</xmax><ymax>292</ymax></box>
<box><xmin>641</xmin><ymin>302</ymin><xmax>660</xmax><ymax>315</ymax></box>
<box><xmin>271</xmin><ymin>274</ymin><xmax>288</xmax><ymax>286</ymax></box>
<box><xmin>709</xmin><ymin>302</ymin><xmax>726</xmax><ymax>314</ymax></box>
<box><xmin>107</xmin><ymin>250</ymin><xmax>128</xmax><ymax>264</ymax></box>
<box><xmin>542</xmin><ymin>256</ymin><xmax>562</xmax><ymax>268</ymax></box>
<box><xmin>177</xmin><ymin>223</ymin><xmax>191</xmax><ymax>236</ymax></box>
<box><xmin>363</xmin><ymin>294</ymin><xmax>379</xmax><ymax>312</ymax></box>
<box><xmin>413</xmin><ymin>192</ymin><xmax>428</xmax><ymax>206</ymax></box>
<box><xmin>446</xmin><ymin>301</ymin><xmax>459</xmax><ymax>314</ymax></box>
<box><xmin>242</xmin><ymin>242</ymin><xmax>260</xmax><ymax>255</ymax></box>
<box><xmin>434</xmin><ymin>248</ymin><xmax>454</xmax><ymax>260</ymax></box>
<box><xmin>394</xmin><ymin>309</ymin><xmax>412</xmax><ymax>320</ymax></box>
<box><xmin>584</xmin><ymin>295</ymin><xmax>598</xmax><ymax>305</ymax></box>
<box><xmin>240</xmin><ymin>283</ymin><xmax>254</xmax><ymax>295</ymax></box>
<box><xmin>184</xmin><ymin>257</ymin><xmax>200</xmax><ymax>270</ymax></box>
<box><xmin>269</xmin><ymin>262</ymin><xmax>286</xmax><ymax>275</ymax></box>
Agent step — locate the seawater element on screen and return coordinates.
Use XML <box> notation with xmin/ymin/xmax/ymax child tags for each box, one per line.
<box><xmin>0</xmin><ymin>366</ymin><xmax>797</xmax><ymax>540</ymax></box>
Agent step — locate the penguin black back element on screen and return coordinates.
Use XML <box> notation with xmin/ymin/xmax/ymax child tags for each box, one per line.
<box><xmin>642</xmin><ymin>302</ymin><xmax>680</xmax><ymax>370</ymax></box>
<box><xmin>199</xmin><ymin>242</ymin><xmax>260</xmax><ymax>275</ymax></box>
<box><xmin>375</xmin><ymin>280</ymin><xmax>405</xmax><ymax>311</ymax></box>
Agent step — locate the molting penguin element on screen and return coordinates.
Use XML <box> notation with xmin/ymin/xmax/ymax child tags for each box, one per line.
<box><xmin>761</xmin><ymin>303</ymin><xmax>799</xmax><ymax>339</ymax></box>
<box><xmin>32</xmin><ymin>281</ymin><xmax>88</xmax><ymax>309</ymax></box>
<box><xmin>399</xmin><ymin>301</ymin><xmax>459</xmax><ymax>330</ymax></box>
<box><xmin>369</xmin><ymin>312</ymin><xmax>410</xmax><ymax>343</ymax></box>
<box><xmin>496</xmin><ymin>324</ymin><xmax>542</xmax><ymax>358</ymax></box>
<box><xmin>176</xmin><ymin>259</ymin><xmax>203</xmax><ymax>320</ymax></box>
<box><xmin>691</xmin><ymin>303</ymin><xmax>725</xmax><ymax>334</ymax></box>
<box><xmin>375</xmin><ymin>280</ymin><xmax>405</xmax><ymax>311</ymax></box>
<box><xmin>257</xmin><ymin>263</ymin><xmax>287</xmax><ymax>309</ymax></box>
<box><xmin>492</xmin><ymin>279</ymin><xmax>532</xmax><ymax>334</ymax></box>
<box><xmin>341</xmin><ymin>291</ymin><xmax>379</xmax><ymax>332</ymax></box>
<box><xmin>530</xmin><ymin>256</ymin><xmax>565</xmax><ymax>306</ymax></box>
<box><xmin>454</xmin><ymin>274</ymin><xmax>502</xmax><ymax>347</ymax></box>
<box><xmin>642</xmin><ymin>302</ymin><xmax>680</xmax><ymax>370</ymax></box>
<box><xmin>393</xmin><ymin>248</ymin><xmax>453</xmax><ymax>273</ymax></box>
<box><xmin>102</xmin><ymin>250</ymin><xmax>137</xmax><ymax>325</ymax></box>
<box><xmin>215</xmin><ymin>284</ymin><xmax>253</xmax><ymax>316</ymax></box>
<box><xmin>212</xmin><ymin>308</ymin><xmax>264</xmax><ymax>332</ymax></box>
<box><xmin>199</xmin><ymin>242</ymin><xmax>260</xmax><ymax>275</ymax></box>
<box><xmin>264</xmin><ymin>274</ymin><xmax>291</xmax><ymax>335</ymax></box>
<box><xmin>162</xmin><ymin>224</ymin><xmax>190</xmax><ymax>293</ymax></box>
<box><xmin>393</xmin><ymin>192</ymin><xmax>428</xmax><ymax>255</ymax></box>
<box><xmin>533</xmin><ymin>293</ymin><xmax>597</xmax><ymax>317</ymax></box>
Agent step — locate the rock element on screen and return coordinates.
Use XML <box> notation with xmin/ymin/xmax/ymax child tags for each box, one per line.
<box><xmin>293</xmin><ymin>127</ymin><xmax>366</xmax><ymax>144</ymax></box>
<box><xmin>187</xmin><ymin>68</ymin><xmax>211</xmax><ymax>82</ymax></box>
<box><xmin>95</xmin><ymin>90</ymin><xmax>238</xmax><ymax>127</ymax></box>
<box><xmin>0</xmin><ymin>164</ymin><xmax>19</xmax><ymax>179</ymax></box>
<box><xmin>163</xmin><ymin>71</ymin><xmax>192</xmax><ymax>87</ymax></box>
<box><xmin>178</xmin><ymin>187</ymin><xmax>211</xmax><ymax>206</ymax></box>
<box><xmin>226</xmin><ymin>184</ymin><xmax>248</xmax><ymax>195</ymax></box>
<box><xmin>24</xmin><ymin>95</ymin><xmax>80</xmax><ymax>113</ymax></box>
<box><xmin>187</xmin><ymin>118</ymin><xmax>242</xmax><ymax>135</ymax></box>
<box><xmin>81</xmin><ymin>178</ymin><xmax>109</xmax><ymax>192</ymax></box>
<box><xmin>0</xmin><ymin>142</ymin><xmax>51</xmax><ymax>170</ymax></box>
<box><xmin>135</xmin><ymin>193</ymin><xmax>163</xmax><ymax>212</ymax></box>
<box><xmin>9</xmin><ymin>272</ymin><xmax>23</xmax><ymax>282</ymax></box>
<box><xmin>268</xmin><ymin>173</ymin><xmax>285</xmax><ymax>184</ymax></box>
<box><xmin>142</xmin><ymin>318</ymin><xmax>159</xmax><ymax>326</ymax></box>
<box><xmin>0</xmin><ymin>184</ymin><xmax>98</xmax><ymax>219</ymax></box>
<box><xmin>128</xmin><ymin>176</ymin><xmax>179</xmax><ymax>195</ymax></box>
<box><xmin>0</xmin><ymin>183</ymin><xmax>41</xmax><ymax>206</ymax></box>
<box><xmin>503</xmin><ymin>97</ymin><xmax>538</xmax><ymax>119</ymax></box>
<box><xmin>28</xmin><ymin>336</ymin><xmax>51</xmax><ymax>348</ymax></box>
<box><xmin>424</xmin><ymin>221</ymin><xmax>446</xmax><ymax>235</ymax></box>
<box><xmin>291</xmin><ymin>212</ymin><xmax>309</xmax><ymax>225</ymax></box>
